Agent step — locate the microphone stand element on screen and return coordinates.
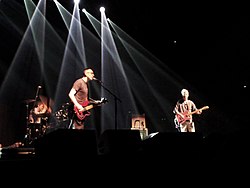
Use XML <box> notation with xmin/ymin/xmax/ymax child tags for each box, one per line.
<box><xmin>95</xmin><ymin>80</ymin><xmax>121</xmax><ymax>130</ymax></box>
<box><xmin>33</xmin><ymin>86</ymin><xmax>42</xmax><ymax>108</ymax></box>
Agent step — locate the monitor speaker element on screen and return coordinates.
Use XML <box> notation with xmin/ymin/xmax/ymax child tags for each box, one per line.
<box><xmin>34</xmin><ymin>129</ymin><xmax>98</xmax><ymax>160</ymax></box>
<box><xmin>98</xmin><ymin>129</ymin><xmax>142</xmax><ymax>155</ymax></box>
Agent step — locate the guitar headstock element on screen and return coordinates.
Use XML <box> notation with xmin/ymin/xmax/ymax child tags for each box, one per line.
<box><xmin>202</xmin><ymin>106</ymin><xmax>209</xmax><ymax>110</ymax></box>
<box><xmin>100</xmin><ymin>97</ymin><xmax>108</xmax><ymax>104</ymax></box>
<box><xmin>200</xmin><ymin>106</ymin><xmax>209</xmax><ymax>111</ymax></box>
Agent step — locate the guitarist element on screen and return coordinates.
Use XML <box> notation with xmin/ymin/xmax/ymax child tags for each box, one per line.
<box><xmin>68</xmin><ymin>67</ymin><xmax>99</xmax><ymax>130</ymax></box>
<box><xmin>173</xmin><ymin>89</ymin><xmax>202</xmax><ymax>132</ymax></box>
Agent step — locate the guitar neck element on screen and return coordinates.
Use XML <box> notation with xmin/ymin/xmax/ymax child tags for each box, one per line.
<box><xmin>84</xmin><ymin>104</ymin><xmax>94</xmax><ymax>111</ymax></box>
<box><xmin>80</xmin><ymin>99</ymin><xmax>107</xmax><ymax>112</ymax></box>
<box><xmin>189</xmin><ymin>109</ymin><xmax>199</xmax><ymax>116</ymax></box>
<box><xmin>188</xmin><ymin>106</ymin><xmax>209</xmax><ymax>116</ymax></box>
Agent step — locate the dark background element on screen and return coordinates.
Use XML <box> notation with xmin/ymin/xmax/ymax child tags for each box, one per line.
<box><xmin>0</xmin><ymin>0</ymin><xmax>249</xmax><ymax>146</ymax></box>
<box><xmin>1</xmin><ymin>0</ymin><xmax>249</xmax><ymax>104</ymax></box>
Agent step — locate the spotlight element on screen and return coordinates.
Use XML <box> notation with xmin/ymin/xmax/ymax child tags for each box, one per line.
<box><xmin>82</xmin><ymin>8</ymin><xmax>86</xmax><ymax>13</ymax></box>
<box><xmin>100</xmin><ymin>7</ymin><xmax>105</xmax><ymax>12</ymax></box>
<box><xmin>74</xmin><ymin>0</ymin><xmax>80</xmax><ymax>4</ymax></box>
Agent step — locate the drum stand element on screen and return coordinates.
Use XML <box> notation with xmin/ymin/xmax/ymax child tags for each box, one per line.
<box><xmin>23</xmin><ymin>103</ymin><xmax>33</xmax><ymax>146</ymax></box>
<box><xmin>23</xmin><ymin>103</ymin><xmax>47</xmax><ymax>146</ymax></box>
<box><xmin>23</xmin><ymin>86</ymin><xmax>44</xmax><ymax>146</ymax></box>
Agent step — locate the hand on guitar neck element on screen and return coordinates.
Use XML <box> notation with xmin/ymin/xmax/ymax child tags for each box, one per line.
<box><xmin>74</xmin><ymin>98</ymin><xmax>108</xmax><ymax>120</ymax></box>
<box><xmin>175</xmin><ymin>106</ymin><xmax>209</xmax><ymax>124</ymax></box>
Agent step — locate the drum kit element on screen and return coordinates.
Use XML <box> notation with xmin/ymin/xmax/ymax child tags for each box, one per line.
<box><xmin>23</xmin><ymin>96</ymin><xmax>72</xmax><ymax>146</ymax></box>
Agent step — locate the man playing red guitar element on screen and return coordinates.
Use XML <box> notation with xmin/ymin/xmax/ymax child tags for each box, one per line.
<box><xmin>68</xmin><ymin>67</ymin><xmax>99</xmax><ymax>129</ymax></box>
<box><xmin>173</xmin><ymin>89</ymin><xmax>202</xmax><ymax>132</ymax></box>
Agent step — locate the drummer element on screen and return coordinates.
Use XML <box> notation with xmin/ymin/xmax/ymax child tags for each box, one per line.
<box><xmin>29</xmin><ymin>100</ymin><xmax>52</xmax><ymax>124</ymax></box>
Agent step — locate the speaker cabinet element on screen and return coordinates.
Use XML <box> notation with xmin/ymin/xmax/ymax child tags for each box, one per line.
<box><xmin>142</xmin><ymin>132</ymin><xmax>203</xmax><ymax>160</ymax></box>
<box><xmin>98</xmin><ymin>129</ymin><xmax>142</xmax><ymax>155</ymax></box>
<box><xmin>34</xmin><ymin>129</ymin><xmax>98</xmax><ymax>160</ymax></box>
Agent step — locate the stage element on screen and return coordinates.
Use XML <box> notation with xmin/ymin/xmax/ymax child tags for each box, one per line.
<box><xmin>1</xmin><ymin>129</ymin><xmax>249</xmax><ymax>164</ymax></box>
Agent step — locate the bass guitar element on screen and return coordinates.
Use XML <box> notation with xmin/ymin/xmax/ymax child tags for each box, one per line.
<box><xmin>74</xmin><ymin>98</ymin><xmax>108</xmax><ymax>120</ymax></box>
<box><xmin>175</xmin><ymin>106</ymin><xmax>209</xmax><ymax>124</ymax></box>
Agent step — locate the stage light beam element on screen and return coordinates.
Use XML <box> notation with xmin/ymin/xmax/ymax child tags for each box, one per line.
<box><xmin>100</xmin><ymin>7</ymin><xmax>105</xmax><ymax>13</ymax></box>
<box><xmin>74</xmin><ymin>0</ymin><xmax>80</xmax><ymax>5</ymax></box>
<box><xmin>82</xmin><ymin>8</ymin><xmax>86</xmax><ymax>13</ymax></box>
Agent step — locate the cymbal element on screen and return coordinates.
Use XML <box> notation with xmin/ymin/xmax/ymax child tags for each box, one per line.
<box><xmin>23</xmin><ymin>99</ymin><xmax>36</xmax><ymax>103</ymax></box>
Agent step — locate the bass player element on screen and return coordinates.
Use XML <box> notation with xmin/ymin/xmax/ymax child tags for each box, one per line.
<box><xmin>68</xmin><ymin>67</ymin><xmax>101</xmax><ymax>130</ymax></box>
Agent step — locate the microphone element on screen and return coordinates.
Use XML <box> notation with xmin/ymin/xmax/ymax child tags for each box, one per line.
<box><xmin>93</xmin><ymin>77</ymin><xmax>102</xmax><ymax>83</ymax></box>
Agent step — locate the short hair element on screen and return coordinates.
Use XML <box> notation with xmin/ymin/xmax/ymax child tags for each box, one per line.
<box><xmin>181</xmin><ymin>89</ymin><xmax>189</xmax><ymax>96</ymax></box>
<box><xmin>83</xmin><ymin>67</ymin><xmax>93</xmax><ymax>76</ymax></box>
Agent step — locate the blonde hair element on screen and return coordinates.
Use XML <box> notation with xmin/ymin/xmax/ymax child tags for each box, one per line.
<box><xmin>181</xmin><ymin>89</ymin><xmax>189</xmax><ymax>96</ymax></box>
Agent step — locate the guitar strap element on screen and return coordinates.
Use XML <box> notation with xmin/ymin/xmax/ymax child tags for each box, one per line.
<box><xmin>174</xmin><ymin>117</ymin><xmax>181</xmax><ymax>132</ymax></box>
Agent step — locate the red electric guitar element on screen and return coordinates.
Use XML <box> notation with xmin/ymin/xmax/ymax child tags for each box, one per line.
<box><xmin>74</xmin><ymin>98</ymin><xmax>108</xmax><ymax>120</ymax></box>
<box><xmin>175</xmin><ymin>106</ymin><xmax>209</xmax><ymax>124</ymax></box>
